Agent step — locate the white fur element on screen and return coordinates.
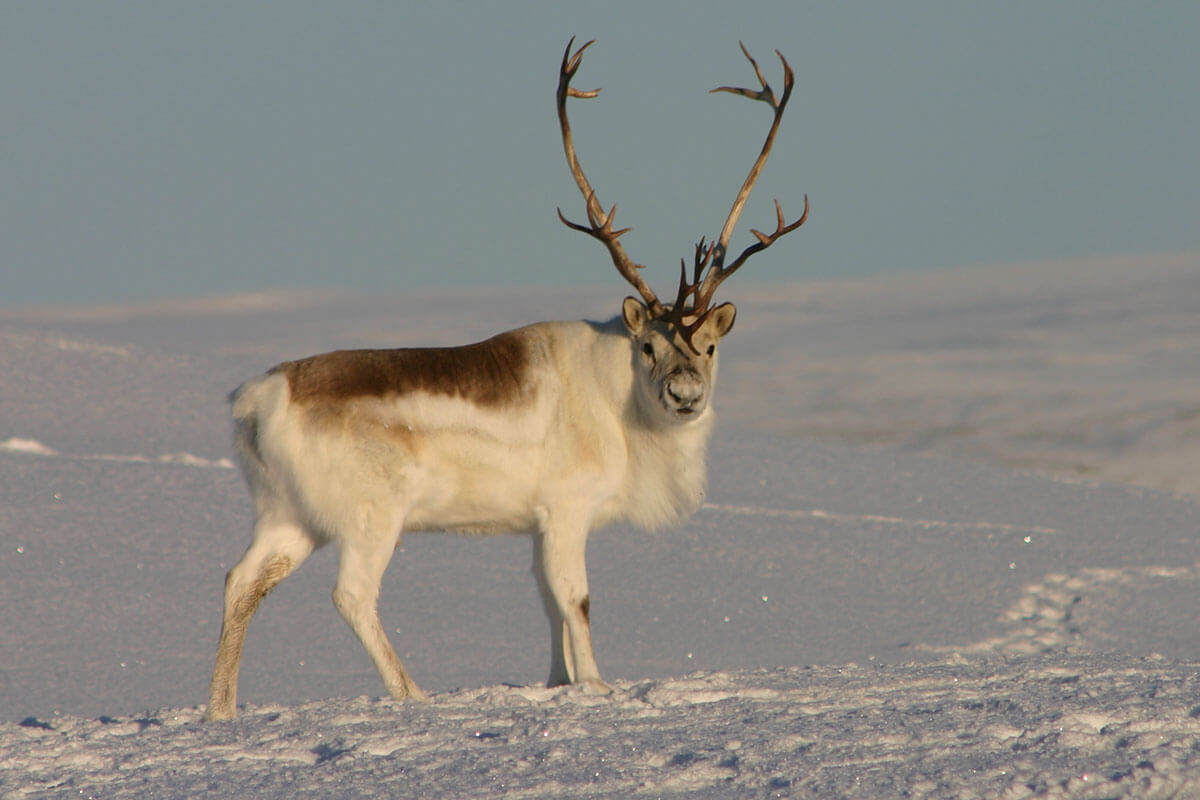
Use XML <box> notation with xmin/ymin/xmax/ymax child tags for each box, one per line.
<box><xmin>206</xmin><ymin>303</ymin><xmax>734</xmax><ymax>720</ymax></box>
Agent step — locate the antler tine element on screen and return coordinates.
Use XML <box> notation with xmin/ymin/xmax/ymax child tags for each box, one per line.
<box><xmin>671</xmin><ymin>259</ymin><xmax>693</xmax><ymax>317</ymax></box>
<box><xmin>556</xmin><ymin>191</ymin><xmax>632</xmax><ymax>238</ymax></box>
<box><xmin>692</xmin><ymin>237</ymin><xmax>713</xmax><ymax>285</ymax></box>
<box><xmin>710</xmin><ymin>41</ymin><xmax>780</xmax><ymax>106</ymax></box>
<box><xmin>657</xmin><ymin>262</ymin><xmax>707</xmax><ymax>355</ymax></box>
<box><xmin>711</xmin><ymin>194</ymin><xmax>809</xmax><ymax>287</ymax></box>
<box><xmin>559</xmin><ymin>36</ymin><xmax>596</xmax><ymax>94</ymax></box>
<box><xmin>556</xmin><ymin>37</ymin><xmax>663</xmax><ymax>315</ymax></box>
<box><xmin>664</xmin><ymin>237</ymin><xmax>713</xmax><ymax>309</ymax></box>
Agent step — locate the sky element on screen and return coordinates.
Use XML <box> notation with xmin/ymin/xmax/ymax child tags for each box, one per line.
<box><xmin>3</xmin><ymin>1</ymin><xmax>1198</xmax><ymax>308</ymax></box>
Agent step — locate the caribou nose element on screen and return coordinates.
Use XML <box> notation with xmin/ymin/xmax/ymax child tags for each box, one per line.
<box><xmin>666</xmin><ymin>369</ymin><xmax>704</xmax><ymax>411</ymax></box>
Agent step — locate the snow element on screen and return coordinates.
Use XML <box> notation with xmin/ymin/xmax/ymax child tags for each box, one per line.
<box><xmin>3</xmin><ymin>255</ymin><xmax>1200</xmax><ymax>798</ymax></box>
<box><xmin>7</xmin><ymin>658</ymin><xmax>1200</xmax><ymax>798</ymax></box>
<box><xmin>0</xmin><ymin>439</ymin><xmax>58</xmax><ymax>457</ymax></box>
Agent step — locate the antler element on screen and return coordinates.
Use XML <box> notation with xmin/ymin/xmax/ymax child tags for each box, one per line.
<box><xmin>660</xmin><ymin>43</ymin><xmax>809</xmax><ymax>350</ymax></box>
<box><xmin>555</xmin><ymin>37</ymin><xmax>665</xmax><ymax>317</ymax></box>
<box><xmin>555</xmin><ymin>39</ymin><xmax>807</xmax><ymax>351</ymax></box>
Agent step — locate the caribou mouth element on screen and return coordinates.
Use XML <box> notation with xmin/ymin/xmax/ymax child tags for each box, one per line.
<box><xmin>672</xmin><ymin>402</ymin><xmax>701</xmax><ymax>417</ymax></box>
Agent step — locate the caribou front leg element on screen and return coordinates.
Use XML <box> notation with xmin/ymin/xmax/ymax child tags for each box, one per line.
<box><xmin>331</xmin><ymin>526</ymin><xmax>428</xmax><ymax>703</ymax></box>
<box><xmin>532</xmin><ymin>510</ymin><xmax>610</xmax><ymax>693</ymax></box>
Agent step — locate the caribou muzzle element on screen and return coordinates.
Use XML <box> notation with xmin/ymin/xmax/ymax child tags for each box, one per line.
<box><xmin>663</xmin><ymin>367</ymin><xmax>706</xmax><ymax>417</ymax></box>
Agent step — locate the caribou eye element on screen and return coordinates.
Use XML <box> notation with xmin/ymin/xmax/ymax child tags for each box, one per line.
<box><xmin>642</xmin><ymin>342</ymin><xmax>654</xmax><ymax>358</ymax></box>
<box><xmin>706</xmin><ymin>344</ymin><xmax>716</xmax><ymax>357</ymax></box>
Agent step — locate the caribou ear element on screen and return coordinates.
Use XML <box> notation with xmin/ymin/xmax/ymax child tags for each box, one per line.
<box><xmin>709</xmin><ymin>302</ymin><xmax>736</xmax><ymax>337</ymax></box>
<box><xmin>622</xmin><ymin>296</ymin><xmax>651</xmax><ymax>335</ymax></box>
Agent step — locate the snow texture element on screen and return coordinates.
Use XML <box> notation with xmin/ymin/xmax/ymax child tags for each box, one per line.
<box><xmin>3</xmin><ymin>255</ymin><xmax>1200</xmax><ymax>798</ymax></box>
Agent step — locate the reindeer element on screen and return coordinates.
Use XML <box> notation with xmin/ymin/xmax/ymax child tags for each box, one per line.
<box><xmin>205</xmin><ymin>38</ymin><xmax>806</xmax><ymax>720</ymax></box>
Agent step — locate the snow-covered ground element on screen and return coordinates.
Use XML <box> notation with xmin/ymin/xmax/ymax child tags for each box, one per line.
<box><xmin>2</xmin><ymin>254</ymin><xmax>1199</xmax><ymax>798</ymax></box>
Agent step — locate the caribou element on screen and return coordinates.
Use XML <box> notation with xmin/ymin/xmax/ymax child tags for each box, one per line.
<box><xmin>206</xmin><ymin>38</ymin><xmax>807</xmax><ymax>720</ymax></box>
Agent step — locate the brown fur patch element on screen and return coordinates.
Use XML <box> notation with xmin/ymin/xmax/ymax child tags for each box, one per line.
<box><xmin>276</xmin><ymin>329</ymin><xmax>535</xmax><ymax>408</ymax></box>
<box><xmin>232</xmin><ymin>554</ymin><xmax>293</xmax><ymax>619</ymax></box>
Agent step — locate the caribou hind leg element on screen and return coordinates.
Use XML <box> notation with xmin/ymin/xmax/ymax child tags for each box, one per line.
<box><xmin>207</xmin><ymin>520</ymin><xmax>317</xmax><ymax>720</ymax></box>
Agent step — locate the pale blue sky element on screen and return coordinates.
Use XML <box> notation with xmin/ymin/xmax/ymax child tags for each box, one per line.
<box><xmin>3</xmin><ymin>2</ymin><xmax>1197</xmax><ymax>308</ymax></box>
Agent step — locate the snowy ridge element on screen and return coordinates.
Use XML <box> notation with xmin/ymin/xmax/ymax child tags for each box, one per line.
<box><xmin>704</xmin><ymin>502</ymin><xmax>1063</xmax><ymax>536</ymax></box>
<box><xmin>5</xmin><ymin>655</ymin><xmax>1199</xmax><ymax>799</ymax></box>
<box><xmin>0</xmin><ymin>437</ymin><xmax>234</xmax><ymax>470</ymax></box>
<box><xmin>0</xmin><ymin>329</ymin><xmax>132</xmax><ymax>359</ymax></box>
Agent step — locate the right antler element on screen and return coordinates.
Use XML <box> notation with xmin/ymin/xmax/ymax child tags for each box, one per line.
<box><xmin>556</xmin><ymin>37</ymin><xmax>665</xmax><ymax>317</ymax></box>
<box><xmin>658</xmin><ymin>43</ymin><xmax>808</xmax><ymax>350</ymax></box>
